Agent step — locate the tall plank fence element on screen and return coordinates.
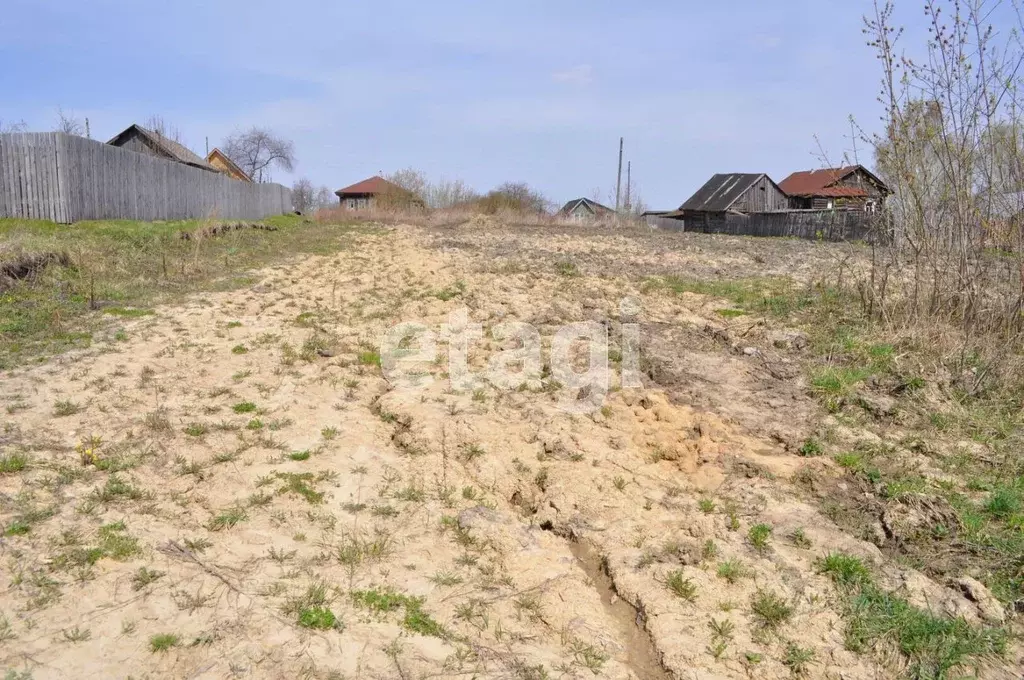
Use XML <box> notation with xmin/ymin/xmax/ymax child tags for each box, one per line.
<box><xmin>656</xmin><ymin>209</ymin><xmax>878</xmax><ymax>242</ymax></box>
<box><xmin>0</xmin><ymin>132</ymin><xmax>292</xmax><ymax>223</ymax></box>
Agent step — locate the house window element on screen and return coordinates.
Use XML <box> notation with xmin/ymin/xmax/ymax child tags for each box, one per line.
<box><xmin>347</xmin><ymin>198</ymin><xmax>357</xmax><ymax>209</ymax></box>
<box><xmin>865</xmin><ymin>200</ymin><xmax>877</xmax><ymax>213</ymax></box>
<box><xmin>826</xmin><ymin>200</ymin><xmax>834</xmax><ymax>210</ymax></box>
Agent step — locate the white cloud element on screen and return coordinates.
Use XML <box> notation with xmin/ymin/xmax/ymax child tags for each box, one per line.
<box><xmin>551</xmin><ymin>65</ymin><xmax>594</xmax><ymax>86</ymax></box>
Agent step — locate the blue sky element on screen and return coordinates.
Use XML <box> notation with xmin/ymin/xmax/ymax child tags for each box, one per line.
<box><xmin>0</xmin><ymin>1</ymin><xmax>952</xmax><ymax>208</ymax></box>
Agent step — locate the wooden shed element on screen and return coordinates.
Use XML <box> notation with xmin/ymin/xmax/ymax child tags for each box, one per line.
<box><xmin>107</xmin><ymin>124</ymin><xmax>217</xmax><ymax>173</ymax></box>
<box><xmin>674</xmin><ymin>173</ymin><xmax>788</xmax><ymax>229</ymax></box>
<box><xmin>206</xmin><ymin>148</ymin><xmax>252</xmax><ymax>182</ymax></box>
<box><xmin>556</xmin><ymin>197</ymin><xmax>614</xmax><ymax>223</ymax></box>
<box><xmin>779</xmin><ymin>165</ymin><xmax>890</xmax><ymax>211</ymax></box>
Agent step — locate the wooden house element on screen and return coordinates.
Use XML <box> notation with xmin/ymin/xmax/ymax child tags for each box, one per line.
<box><xmin>334</xmin><ymin>176</ymin><xmax>424</xmax><ymax>210</ymax></box>
<box><xmin>107</xmin><ymin>124</ymin><xmax>217</xmax><ymax>172</ymax></box>
<box><xmin>779</xmin><ymin>165</ymin><xmax>890</xmax><ymax>211</ymax></box>
<box><xmin>673</xmin><ymin>173</ymin><xmax>788</xmax><ymax>229</ymax></box>
<box><xmin>556</xmin><ymin>197</ymin><xmax>614</xmax><ymax>223</ymax></box>
<box><xmin>206</xmin><ymin>148</ymin><xmax>251</xmax><ymax>182</ymax></box>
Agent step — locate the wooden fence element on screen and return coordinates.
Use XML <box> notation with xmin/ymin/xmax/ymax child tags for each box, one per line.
<box><xmin>672</xmin><ymin>209</ymin><xmax>878</xmax><ymax>242</ymax></box>
<box><xmin>0</xmin><ymin>132</ymin><xmax>292</xmax><ymax>223</ymax></box>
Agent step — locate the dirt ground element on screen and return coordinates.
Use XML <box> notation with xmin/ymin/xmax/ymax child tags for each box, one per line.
<box><xmin>0</xmin><ymin>223</ymin><xmax>1018</xmax><ymax>679</ymax></box>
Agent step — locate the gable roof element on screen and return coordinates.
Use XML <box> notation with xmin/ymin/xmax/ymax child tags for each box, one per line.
<box><xmin>107</xmin><ymin>124</ymin><xmax>215</xmax><ymax>172</ymax></box>
<box><xmin>206</xmin><ymin>148</ymin><xmax>250</xmax><ymax>181</ymax></box>
<box><xmin>335</xmin><ymin>176</ymin><xmax>405</xmax><ymax>196</ymax></box>
<box><xmin>779</xmin><ymin>165</ymin><xmax>889</xmax><ymax>197</ymax></box>
<box><xmin>679</xmin><ymin>173</ymin><xmax>767</xmax><ymax>212</ymax></box>
<box><xmin>557</xmin><ymin>197</ymin><xmax>614</xmax><ymax>217</ymax></box>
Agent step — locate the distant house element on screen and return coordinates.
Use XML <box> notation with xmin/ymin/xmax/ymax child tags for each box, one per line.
<box><xmin>779</xmin><ymin>165</ymin><xmax>890</xmax><ymax>211</ymax></box>
<box><xmin>107</xmin><ymin>124</ymin><xmax>216</xmax><ymax>172</ymax></box>
<box><xmin>206</xmin><ymin>148</ymin><xmax>251</xmax><ymax>182</ymax></box>
<box><xmin>674</xmin><ymin>173</ymin><xmax>788</xmax><ymax>228</ymax></box>
<box><xmin>556</xmin><ymin>197</ymin><xmax>614</xmax><ymax>222</ymax></box>
<box><xmin>334</xmin><ymin>176</ymin><xmax>424</xmax><ymax>210</ymax></box>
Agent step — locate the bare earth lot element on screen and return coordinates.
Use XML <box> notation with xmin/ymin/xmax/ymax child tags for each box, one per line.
<box><xmin>0</xmin><ymin>223</ymin><xmax>1019</xmax><ymax>679</ymax></box>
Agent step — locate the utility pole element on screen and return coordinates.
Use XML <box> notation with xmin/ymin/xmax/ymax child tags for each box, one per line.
<box><xmin>615</xmin><ymin>137</ymin><xmax>624</xmax><ymax>212</ymax></box>
<box><xmin>205</xmin><ymin>136</ymin><xmax>209</xmax><ymax>157</ymax></box>
<box><xmin>625</xmin><ymin>161</ymin><xmax>632</xmax><ymax>213</ymax></box>
<box><xmin>85</xmin><ymin>118</ymin><xmax>90</xmax><ymax>139</ymax></box>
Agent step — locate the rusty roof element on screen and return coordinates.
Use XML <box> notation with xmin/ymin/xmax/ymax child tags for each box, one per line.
<box><xmin>779</xmin><ymin>165</ymin><xmax>887</xmax><ymax>197</ymax></box>
<box><xmin>335</xmin><ymin>176</ymin><xmax>404</xmax><ymax>196</ymax></box>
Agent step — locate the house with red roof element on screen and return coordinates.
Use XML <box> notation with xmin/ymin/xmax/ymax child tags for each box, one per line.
<box><xmin>334</xmin><ymin>176</ymin><xmax>424</xmax><ymax>210</ymax></box>
<box><xmin>779</xmin><ymin>165</ymin><xmax>890</xmax><ymax>212</ymax></box>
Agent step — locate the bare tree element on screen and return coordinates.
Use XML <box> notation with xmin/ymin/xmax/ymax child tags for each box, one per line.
<box><xmin>0</xmin><ymin>119</ymin><xmax>27</xmax><ymax>133</ymax></box>
<box><xmin>291</xmin><ymin>178</ymin><xmax>315</xmax><ymax>213</ymax></box>
<box><xmin>863</xmin><ymin>0</ymin><xmax>1024</xmax><ymax>335</ymax></box>
<box><xmin>145</xmin><ymin>115</ymin><xmax>184</xmax><ymax>144</ymax></box>
<box><xmin>222</xmin><ymin>128</ymin><xmax>295</xmax><ymax>183</ymax></box>
<box><xmin>55</xmin><ymin>107</ymin><xmax>84</xmax><ymax>136</ymax></box>
<box><xmin>314</xmin><ymin>186</ymin><xmax>335</xmax><ymax>210</ymax></box>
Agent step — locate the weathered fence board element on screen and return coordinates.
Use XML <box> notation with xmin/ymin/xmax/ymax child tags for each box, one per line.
<box><xmin>684</xmin><ymin>209</ymin><xmax>877</xmax><ymax>242</ymax></box>
<box><xmin>0</xmin><ymin>132</ymin><xmax>291</xmax><ymax>223</ymax></box>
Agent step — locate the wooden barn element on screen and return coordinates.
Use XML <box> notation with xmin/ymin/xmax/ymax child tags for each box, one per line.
<box><xmin>206</xmin><ymin>148</ymin><xmax>251</xmax><ymax>182</ymax></box>
<box><xmin>673</xmin><ymin>173</ymin><xmax>788</xmax><ymax>229</ymax></box>
<box><xmin>779</xmin><ymin>165</ymin><xmax>889</xmax><ymax>211</ymax></box>
<box><xmin>556</xmin><ymin>197</ymin><xmax>614</xmax><ymax>223</ymax></box>
<box><xmin>107</xmin><ymin>124</ymin><xmax>217</xmax><ymax>173</ymax></box>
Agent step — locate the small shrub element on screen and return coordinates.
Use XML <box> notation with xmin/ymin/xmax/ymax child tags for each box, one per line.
<box><xmin>783</xmin><ymin>643</ymin><xmax>815</xmax><ymax>676</ymax></box>
<box><xmin>232</xmin><ymin>401</ymin><xmax>257</xmax><ymax>414</ymax></box>
<box><xmin>817</xmin><ymin>552</ymin><xmax>872</xmax><ymax>588</ymax></box>
<box><xmin>716</xmin><ymin>558</ymin><xmax>749</xmax><ymax>584</ymax></box>
<box><xmin>798</xmin><ymin>438</ymin><xmax>823</xmax><ymax>457</ymax></box>
<box><xmin>748</xmin><ymin>523</ymin><xmax>773</xmax><ymax>553</ymax></box>
<box><xmin>298</xmin><ymin>606</ymin><xmax>338</xmax><ymax>630</ymax></box>
<box><xmin>750</xmin><ymin>590</ymin><xmax>793</xmax><ymax>630</ymax></box>
<box><xmin>666</xmin><ymin>570</ymin><xmax>698</xmax><ymax>602</ymax></box>
<box><xmin>0</xmin><ymin>452</ymin><xmax>29</xmax><ymax>475</ymax></box>
<box><xmin>183</xmin><ymin>423</ymin><xmax>208</xmax><ymax>437</ymax></box>
<box><xmin>149</xmin><ymin>633</ymin><xmax>180</xmax><ymax>652</ymax></box>
<box><xmin>53</xmin><ymin>400</ymin><xmax>81</xmax><ymax>417</ymax></box>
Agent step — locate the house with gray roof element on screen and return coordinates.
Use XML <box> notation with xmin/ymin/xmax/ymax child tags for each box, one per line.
<box><xmin>672</xmin><ymin>173</ymin><xmax>789</xmax><ymax>227</ymax></box>
<box><xmin>107</xmin><ymin>124</ymin><xmax>217</xmax><ymax>173</ymax></box>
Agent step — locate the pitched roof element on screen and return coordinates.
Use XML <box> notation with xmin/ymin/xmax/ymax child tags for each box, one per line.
<box><xmin>557</xmin><ymin>197</ymin><xmax>614</xmax><ymax>216</ymax></box>
<box><xmin>779</xmin><ymin>165</ymin><xmax>888</xmax><ymax>197</ymax></box>
<box><xmin>680</xmin><ymin>173</ymin><xmax>766</xmax><ymax>212</ymax></box>
<box><xmin>335</xmin><ymin>176</ymin><xmax>405</xmax><ymax>196</ymax></box>
<box><xmin>206</xmin><ymin>148</ymin><xmax>250</xmax><ymax>181</ymax></box>
<box><xmin>107</xmin><ymin>124</ymin><xmax>215</xmax><ymax>171</ymax></box>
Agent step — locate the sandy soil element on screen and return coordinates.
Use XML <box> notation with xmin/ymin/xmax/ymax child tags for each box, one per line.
<box><xmin>0</xmin><ymin>224</ymin><xmax>1014</xmax><ymax>679</ymax></box>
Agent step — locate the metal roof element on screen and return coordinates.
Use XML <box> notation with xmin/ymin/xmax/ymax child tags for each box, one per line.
<box><xmin>335</xmin><ymin>176</ymin><xmax>404</xmax><ymax>196</ymax></box>
<box><xmin>679</xmin><ymin>173</ymin><xmax>765</xmax><ymax>212</ymax></box>
<box><xmin>779</xmin><ymin>165</ymin><xmax>888</xmax><ymax>197</ymax></box>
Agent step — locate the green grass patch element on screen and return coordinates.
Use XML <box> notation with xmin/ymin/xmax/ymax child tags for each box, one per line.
<box><xmin>357</xmin><ymin>350</ymin><xmax>381</xmax><ymax>367</ymax></box>
<box><xmin>0</xmin><ymin>215</ymin><xmax>367</xmax><ymax>368</ymax></box>
<box><xmin>149</xmin><ymin>633</ymin><xmax>180</xmax><ymax>652</ymax></box>
<box><xmin>0</xmin><ymin>451</ymin><xmax>29</xmax><ymax>474</ymax></box>
<box><xmin>232</xmin><ymin>401</ymin><xmax>257</xmax><ymax>414</ymax></box>
<box><xmin>819</xmin><ymin>551</ymin><xmax>1007</xmax><ymax>677</ymax></box>
<box><xmin>351</xmin><ymin>587</ymin><xmax>447</xmax><ymax>638</ymax></box>
<box><xmin>298</xmin><ymin>606</ymin><xmax>338</xmax><ymax>630</ymax></box>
